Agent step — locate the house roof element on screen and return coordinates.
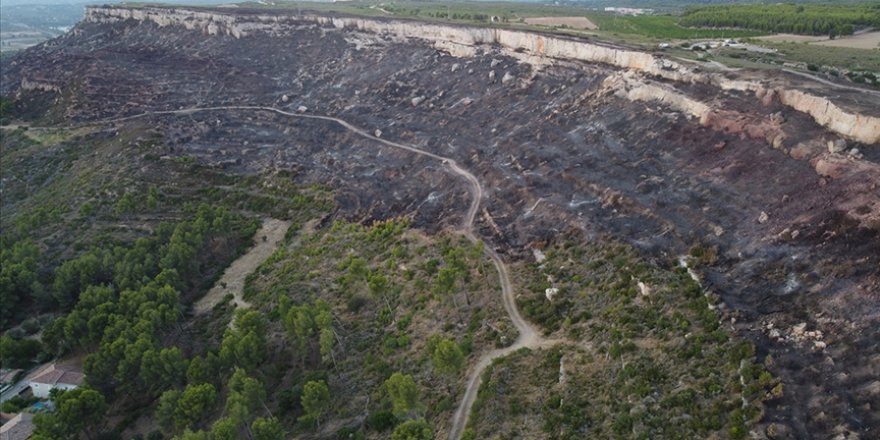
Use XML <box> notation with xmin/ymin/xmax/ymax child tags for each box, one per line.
<box><xmin>0</xmin><ymin>370</ymin><xmax>21</xmax><ymax>385</ymax></box>
<box><xmin>30</xmin><ymin>364</ymin><xmax>84</xmax><ymax>387</ymax></box>
<box><xmin>0</xmin><ymin>413</ymin><xmax>35</xmax><ymax>440</ymax></box>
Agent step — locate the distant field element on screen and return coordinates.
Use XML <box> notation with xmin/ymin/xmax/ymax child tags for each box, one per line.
<box><xmin>812</xmin><ymin>31</ymin><xmax>880</xmax><ymax>49</ymax></box>
<box><xmin>586</xmin><ymin>14</ymin><xmax>765</xmax><ymax>40</ymax></box>
<box><xmin>524</xmin><ymin>16</ymin><xmax>597</xmax><ymax>30</ymax></box>
<box><xmin>758</xmin><ymin>34</ymin><xmax>827</xmax><ymax>43</ymax></box>
<box><xmin>761</xmin><ymin>41</ymin><xmax>880</xmax><ymax>72</ymax></box>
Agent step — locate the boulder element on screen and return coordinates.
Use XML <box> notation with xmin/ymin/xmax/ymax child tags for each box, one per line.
<box><xmin>827</xmin><ymin>139</ymin><xmax>847</xmax><ymax>154</ymax></box>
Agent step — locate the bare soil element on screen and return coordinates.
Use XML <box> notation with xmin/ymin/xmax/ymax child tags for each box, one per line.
<box><xmin>192</xmin><ymin>218</ymin><xmax>290</xmax><ymax>314</ymax></box>
<box><xmin>758</xmin><ymin>34</ymin><xmax>827</xmax><ymax>43</ymax></box>
<box><xmin>812</xmin><ymin>31</ymin><xmax>880</xmax><ymax>49</ymax></box>
<box><xmin>524</xmin><ymin>16</ymin><xmax>598</xmax><ymax>30</ymax></box>
<box><xmin>759</xmin><ymin>31</ymin><xmax>880</xmax><ymax>49</ymax></box>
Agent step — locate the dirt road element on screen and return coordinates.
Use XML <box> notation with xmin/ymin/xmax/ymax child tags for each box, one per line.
<box><xmin>85</xmin><ymin>105</ymin><xmax>548</xmax><ymax>440</ymax></box>
<box><xmin>193</xmin><ymin>218</ymin><xmax>291</xmax><ymax>314</ymax></box>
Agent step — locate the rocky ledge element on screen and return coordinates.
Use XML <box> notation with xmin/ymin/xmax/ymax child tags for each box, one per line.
<box><xmin>83</xmin><ymin>5</ymin><xmax>880</xmax><ymax>145</ymax></box>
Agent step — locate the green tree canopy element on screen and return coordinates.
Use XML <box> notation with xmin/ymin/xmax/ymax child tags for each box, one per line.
<box><xmin>210</xmin><ymin>417</ymin><xmax>238</xmax><ymax>440</ymax></box>
<box><xmin>225</xmin><ymin>368</ymin><xmax>266</xmax><ymax>425</ymax></box>
<box><xmin>251</xmin><ymin>417</ymin><xmax>285</xmax><ymax>440</ymax></box>
<box><xmin>431</xmin><ymin>338</ymin><xmax>464</xmax><ymax>378</ymax></box>
<box><xmin>34</xmin><ymin>387</ymin><xmax>108</xmax><ymax>439</ymax></box>
<box><xmin>391</xmin><ymin>419</ymin><xmax>434</xmax><ymax>440</ymax></box>
<box><xmin>385</xmin><ymin>372</ymin><xmax>420</xmax><ymax>419</ymax></box>
<box><xmin>300</xmin><ymin>380</ymin><xmax>331</xmax><ymax>427</ymax></box>
<box><xmin>175</xmin><ymin>383</ymin><xmax>218</xmax><ymax>429</ymax></box>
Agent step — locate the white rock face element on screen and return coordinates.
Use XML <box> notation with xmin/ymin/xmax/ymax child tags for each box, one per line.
<box><xmin>83</xmin><ymin>6</ymin><xmax>880</xmax><ymax>144</ymax></box>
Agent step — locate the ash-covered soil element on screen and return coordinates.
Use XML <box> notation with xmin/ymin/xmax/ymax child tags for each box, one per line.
<box><xmin>2</xmin><ymin>17</ymin><xmax>879</xmax><ymax>438</ymax></box>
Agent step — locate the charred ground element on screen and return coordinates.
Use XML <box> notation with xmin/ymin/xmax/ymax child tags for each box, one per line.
<box><xmin>1</xmin><ymin>8</ymin><xmax>879</xmax><ymax>439</ymax></box>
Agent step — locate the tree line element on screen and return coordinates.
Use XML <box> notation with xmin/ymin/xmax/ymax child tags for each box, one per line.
<box><xmin>679</xmin><ymin>4</ymin><xmax>880</xmax><ymax>36</ymax></box>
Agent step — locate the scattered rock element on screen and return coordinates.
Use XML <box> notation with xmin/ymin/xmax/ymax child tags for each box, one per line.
<box><xmin>374</xmin><ymin>129</ymin><xmax>382</xmax><ymax>138</ymax></box>
<box><xmin>637</xmin><ymin>281</ymin><xmax>651</xmax><ymax>296</ymax></box>
<box><xmin>827</xmin><ymin>139</ymin><xmax>847</xmax><ymax>154</ymax></box>
<box><xmin>769</xmin><ymin>111</ymin><xmax>785</xmax><ymax>124</ymax></box>
<box><xmin>532</xmin><ymin>248</ymin><xmax>546</xmax><ymax>263</ymax></box>
<box><xmin>451</xmin><ymin>63</ymin><xmax>460</xmax><ymax>73</ymax></box>
<box><xmin>813</xmin><ymin>159</ymin><xmax>843</xmax><ymax>179</ymax></box>
<box><xmin>490</xmin><ymin>59</ymin><xmax>502</xmax><ymax>68</ymax></box>
<box><xmin>411</xmin><ymin>96</ymin><xmax>425</xmax><ymax>106</ymax></box>
<box><xmin>488</xmin><ymin>70</ymin><xmax>496</xmax><ymax>83</ymax></box>
<box><xmin>281</xmin><ymin>94</ymin><xmax>289</xmax><ymax>103</ymax></box>
<box><xmin>545</xmin><ymin>287</ymin><xmax>559</xmax><ymax>302</ymax></box>
<box><xmin>772</xmin><ymin>134</ymin><xmax>786</xmax><ymax>150</ymax></box>
<box><xmin>758</xmin><ymin>211</ymin><xmax>769</xmax><ymax>224</ymax></box>
<box><xmin>501</xmin><ymin>71</ymin><xmax>515</xmax><ymax>85</ymax></box>
<box><xmin>789</xmin><ymin>143</ymin><xmax>813</xmax><ymax>160</ymax></box>
<box><xmin>296</xmin><ymin>105</ymin><xmax>307</xmax><ymax>113</ymax></box>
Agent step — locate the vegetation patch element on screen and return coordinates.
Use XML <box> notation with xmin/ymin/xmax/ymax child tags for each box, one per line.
<box><xmin>488</xmin><ymin>234</ymin><xmax>779</xmax><ymax>438</ymax></box>
<box><xmin>680</xmin><ymin>4</ymin><xmax>880</xmax><ymax>37</ymax></box>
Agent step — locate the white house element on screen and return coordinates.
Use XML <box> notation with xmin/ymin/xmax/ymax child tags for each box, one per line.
<box><xmin>28</xmin><ymin>364</ymin><xmax>84</xmax><ymax>398</ymax></box>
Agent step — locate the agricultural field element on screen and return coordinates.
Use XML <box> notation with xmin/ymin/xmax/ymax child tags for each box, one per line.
<box><xmin>680</xmin><ymin>3</ymin><xmax>880</xmax><ymax>36</ymax></box>
<box><xmin>523</xmin><ymin>16</ymin><xmax>598</xmax><ymax>30</ymax></box>
<box><xmin>586</xmin><ymin>14</ymin><xmax>765</xmax><ymax>40</ymax></box>
<box><xmin>812</xmin><ymin>30</ymin><xmax>880</xmax><ymax>49</ymax></box>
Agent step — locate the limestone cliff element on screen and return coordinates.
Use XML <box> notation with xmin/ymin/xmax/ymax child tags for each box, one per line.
<box><xmin>82</xmin><ymin>6</ymin><xmax>880</xmax><ymax>144</ymax></box>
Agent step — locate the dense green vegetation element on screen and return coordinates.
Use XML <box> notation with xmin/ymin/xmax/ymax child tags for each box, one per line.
<box><xmin>680</xmin><ymin>4</ymin><xmax>880</xmax><ymax>36</ymax></box>
<box><xmin>0</xmin><ymin>102</ymin><xmax>330</xmax><ymax>439</ymax></box>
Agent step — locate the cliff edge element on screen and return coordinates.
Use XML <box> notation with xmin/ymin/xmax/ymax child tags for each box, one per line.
<box><xmin>82</xmin><ymin>5</ymin><xmax>880</xmax><ymax>145</ymax></box>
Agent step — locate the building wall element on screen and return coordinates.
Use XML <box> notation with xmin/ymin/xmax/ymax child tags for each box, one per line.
<box><xmin>29</xmin><ymin>382</ymin><xmax>78</xmax><ymax>398</ymax></box>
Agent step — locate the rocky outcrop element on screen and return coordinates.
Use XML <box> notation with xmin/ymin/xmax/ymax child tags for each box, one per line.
<box><xmin>21</xmin><ymin>78</ymin><xmax>60</xmax><ymax>93</ymax></box>
<box><xmin>82</xmin><ymin>6</ymin><xmax>880</xmax><ymax>144</ymax></box>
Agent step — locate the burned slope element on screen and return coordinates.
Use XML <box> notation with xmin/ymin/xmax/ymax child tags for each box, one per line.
<box><xmin>2</xmin><ymin>10</ymin><xmax>879</xmax><ymax>439</ymax></box>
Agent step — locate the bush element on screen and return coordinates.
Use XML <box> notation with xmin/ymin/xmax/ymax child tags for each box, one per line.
<box><xmin>365</xmin><ymin>410</ymin><xmax>397</xmax><ymax>431</ymax></box>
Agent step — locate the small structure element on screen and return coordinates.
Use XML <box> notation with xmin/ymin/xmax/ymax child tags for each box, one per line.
<box><xmin>0</xmin><ymin>413</ymin><xmax>35</xmax><ymax>440</ymax></box>
<box><xmin>28</xmin><ymin>364</ymin><xmax>84</xmax><ymax>398</ymax></box>
<box><xmin>0</xmin><ymin>370</ymin><xmax>22</xmax><ymax>386</ymax></box>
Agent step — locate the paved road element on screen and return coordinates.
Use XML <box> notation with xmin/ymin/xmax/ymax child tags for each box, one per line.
<box><xmin>0</xmin><ymin>363</ymin><xmax>47</xmax><ymax>403</ymax></box>
<box><xmin>78</xmin><ymin>105</ymin><xmax>554</xmax><ymax>440</ymax></box>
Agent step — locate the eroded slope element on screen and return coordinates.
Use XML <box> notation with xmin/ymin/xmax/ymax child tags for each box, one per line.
<box><xmin>2</xmin><ymin>7</ymin><xmax>878</xmax><ymax>439</ymax></box>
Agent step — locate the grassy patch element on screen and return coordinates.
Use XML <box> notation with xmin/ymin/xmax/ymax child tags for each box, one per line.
<box><xmin>588</xmin><ymin>14</ymin><xmax>765</xmax><ymax>40</ymax></box>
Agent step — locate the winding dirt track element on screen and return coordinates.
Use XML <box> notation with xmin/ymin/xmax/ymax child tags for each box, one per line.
<box><xmin>85</xmin><ymin>105</ymin><xmax>548</xmax><ymax>439</ymax></box>
<box><xmin>193</xmin><ymin>218</ymin><xmax>291</xmax><ymax>314</ymax></box>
